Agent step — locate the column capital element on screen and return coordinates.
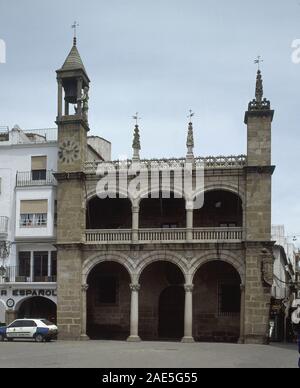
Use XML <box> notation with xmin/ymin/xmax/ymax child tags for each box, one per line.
<box><xmin>81</xmin><ymin>283</ymin><xmax>89</xmax><ymax>292</ymax></box>
<box><xmin>132</xmin><ymin>205</ymin><xmax>140</xmax><ymax>213</ymax></box>
<box><xmin>240</xmin><ymin>284</ymin><xmax>245</xmax><ymax>292</ymax></box>
<box><xmin>184</xmin><ymin>284</ymin><xmax>194</xmax><ymax>292</ymax></box>
<box><xmin>130</xmin><ymin>283</ymin><xmax>140</xmax><ymax>292</ymax></box>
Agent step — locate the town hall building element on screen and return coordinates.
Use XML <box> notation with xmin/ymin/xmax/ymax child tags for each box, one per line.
<box><xmin>54</xmin><ymin>36</ymin><xmax>275</xmax><ymax>345</ymax></box>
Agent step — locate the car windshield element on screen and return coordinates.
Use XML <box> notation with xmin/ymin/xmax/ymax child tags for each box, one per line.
<box><xmin>40</xmin><ymin>319</ymin><xmax>55</xmax><ymax>326</ymax></box>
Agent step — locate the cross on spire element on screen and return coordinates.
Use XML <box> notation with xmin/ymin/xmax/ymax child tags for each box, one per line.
<box><xmin>187</xmin><ymin>109</ymin><xmax>195</xmax><ymax>123</ymax></box>
<box><xmin>254</xmin><ymin>55</ymin><xmax>263</xmax><ymax>71</ymax></box>
<box><xmin>132</xmin><ymin>112</ymin><xmax>141</xmax><ymax>126</ymax></box>
<box><xmin>71</xmin><ymin>21</ymin><xmax>79</xmax><ymax>46</ymax></box>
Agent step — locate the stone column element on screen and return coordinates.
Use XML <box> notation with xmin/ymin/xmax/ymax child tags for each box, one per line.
<box><xmin>238</xmin><ymin>284</ymin><xmax>245</xmax><ymax>344</ymax></box>
<box><xmin>57</xmin><ymin>79</ymin><xmax>63</xmax><ymax>118</ymax></box>
<box><xmin>80</xmin><ymin>283</ymin><xmax>89</xmax><ymax>341</ymax></box>
<box><xmin>186</xmin><ymin>207</ymin><xmax>193</xmax><ymax>242</ymax></box>
<box><xmin>77</xmin><ymin>77</ymin><xmax>83</xmax><ymax>115</ymax></box>
<box><xmin>182</xmin><ymin>284</ymin><xmax>195</xmax><ymax>343</ymax></box>
<box><xmin>65</xmin><ymin>100</ymin><xmax>69</xmax><ymax>116</ymax></box>
<box><xmin>132</xmin><ymin>205</ymin><xmax>139</xmax><ymax>243</ymax></box>
<box><xmin>6</xmin><ymin>310</ymin><xmax>17</xmax><ymax>325</ymax></box>
<box><xmin>127</xmin><ymin>283</ymin><xmax>141</xmax><ymax>342</ymax></box>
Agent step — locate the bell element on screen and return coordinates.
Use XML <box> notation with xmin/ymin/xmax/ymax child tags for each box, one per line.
<box><xmin>63</xmin><ymin>79</ymin><xmax>77</xmax><ymax>104</ymax></box>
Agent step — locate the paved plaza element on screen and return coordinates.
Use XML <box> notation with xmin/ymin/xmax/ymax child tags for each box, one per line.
<box><xmin>0</xmin><ymin>341</ymin><xmax>298</xmax><ymax>368</ymax></box>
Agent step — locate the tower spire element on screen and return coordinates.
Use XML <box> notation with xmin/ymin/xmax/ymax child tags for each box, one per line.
<box><xmin>132</xmin><ymin>113</ymin><xmax>141</xmax><ymax>162</ymax></box>
<box><xmin>245</xmin><ymin>58</ymin><xmax>271</xmax><ymax>115</ymax></box>
<box><xmin>255</xmin><ymin>69</ymin><xmax>263</xmax><ymax>103</ymax></box>
<box><xmin>186</xmin><ymin>110</ymin><xmax>195</xmax><ymax>162</ymax></box>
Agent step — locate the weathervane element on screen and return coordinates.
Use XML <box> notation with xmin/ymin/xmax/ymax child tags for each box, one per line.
<box><xmin>132</xmin><ymin>112</ymin><xmax>141</xmax><ymax>126</ymax></box>
<box><xmin>187</xmin><ymin>109</ymin><xmax>195</xmax><ymax>122</ymax></box>
<box><xmin>254</xmin><ymin>56</ymin><xmax>263</xmax><ymax>71</ymax></box>
<box><xmin>71</xmin><ymin>21</ymin><xmax>79</xmax><ymax>44</ymax></box>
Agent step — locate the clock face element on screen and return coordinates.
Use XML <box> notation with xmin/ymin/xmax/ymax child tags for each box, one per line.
<box><xmin>58</xmin><ymin>140</ymin><xmax>80</xmax><ymax>164</ymax></box>
<box><xmin>6</xmin><ymin>299</ymin><xmax>15</xmax><ymax>308</ymax></box>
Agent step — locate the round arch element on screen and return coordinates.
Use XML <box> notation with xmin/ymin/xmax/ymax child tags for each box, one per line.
<box><xmin>136</xmin><ymin>251</ymin><xmax>188</xmax><ymax>283</ymax></box>
<box><xmin>86</xmin><ymin>189</ymin><xmax>134</xmax><ymax>207</ymax></box>
<box><xmin>138</xmin><ymin>187</ymin><xmax>187</xmax><ymax>206</ymax></box>
<box><xmin>192</xmin><ymin>184</ymin><xmax>245</xmax><ymax>205</ymax></box>
<box><xmin>16</xmin><ymin>297</ymin><xmax>57</xmax><ymax>323</ymax></box>
<box><xmin>190</xmin><ymin>252</ymin><xmax>245</xmax><ymax>284</ymax></box>
<box><xmin>82</xmin><ymin>252</ymin><xmax>135</xmax><ymax>285</ymax></box>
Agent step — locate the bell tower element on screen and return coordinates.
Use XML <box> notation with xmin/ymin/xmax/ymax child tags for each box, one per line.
<box><xmin>243</xmin><ymin>66</ymin><xmax>275</xmax><ymax>344</ymax></box>
<box><xmin>56</xmin><ymin>36</ymin><xmax>90</xmax><ymax>172</ymax></box>
<box><xmin>55</xmin><ymin>37</ymin><xmax>90</xmax><ymax>340</ymax></box>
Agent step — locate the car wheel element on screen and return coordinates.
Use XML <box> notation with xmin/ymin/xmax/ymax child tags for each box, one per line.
<box><xmin>0</xmin><ymin>334</ymin><xmax>5</xmax><ymax>342</ymax></box>
<box><xmin>7</xmin><ymin>338</ymin><xmax>13</xmax><ymax>342</ymax></box>
<box><xmin>35</xmin><ymin>334</ymin><xmax>44</xmax><ymax>343</ymax></box>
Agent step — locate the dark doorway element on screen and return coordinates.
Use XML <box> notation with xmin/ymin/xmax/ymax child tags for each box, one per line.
<box><xmin>18</xmin><ymin>297</ymin><xmax>57</xmax><ymax>324</ymax></box>
<box><xmin>139</xmin><ymin>261</ymin><xmax>185</xmax><ymax>340</ymax></box>
<box><xmin>87</xmin><ymin>262</ymin><xmax>131</xmax><ymax>340</ymax></box>
<box><xmin>158</xmin><ymin>286</ymin><xmax>184</xmax><ymax>340</ymax></box>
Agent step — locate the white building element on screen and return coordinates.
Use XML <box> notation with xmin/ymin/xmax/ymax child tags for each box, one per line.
<box><xmin>271</xmin><ymin>225</ymin><xmax>296</xmax><ymax>341</ymax></box>
<box><xmin>0</xmin><ymin>125</ymin><xmax>110</xmax><ymax>325</ymax></box>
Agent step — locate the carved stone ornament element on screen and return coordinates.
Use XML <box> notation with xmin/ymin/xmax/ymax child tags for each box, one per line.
<box><xmin>261</xmin><ymin>249</ymin><xmax>273</xmax><ymax>287</ymax></box>
<box><xmin>81</xmin><ymin>284</ymin><xmax>89</xmax><ymax>292</ymax></box>
<box><xmin>184</xmin><ymin>284</ymin><xmax>194</xmax><ymax>293</ymax></box>
<box><xmin>130</xmin><ymin>283</ymin><xmax>140</xmax><ymax>292</ymax></box>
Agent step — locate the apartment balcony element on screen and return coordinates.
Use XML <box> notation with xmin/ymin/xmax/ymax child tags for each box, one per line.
<box><xmin>85</xmin><ymin>227</ymin><xmax>244</xmax><ymax>245</ymax></box>
<box><xmin>0</xmin><ymin>216</ymin><xmax>9</xmax><ymax>238</ymax></box>
<box><xmin>0</xmin><ymin>266</ymin><xmax>57</xmax><ymax>284</ymax></box>
<box><xmin>16</xmin><ymin>170</ymin><xmax>56</xmax><ymax>188</ymax></box>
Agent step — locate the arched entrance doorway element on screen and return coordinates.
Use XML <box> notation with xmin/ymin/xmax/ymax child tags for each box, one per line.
<box><xmin>158</xmin><ymin>286</ymin><xmax>184</xmax><ymax>339</ymax></box>
<box><xmin>193</xmin><ymin>261</ymin><xmax>241</xmax><ymax>343</ymax></box>
<box><xmin>139</xmin><ymin>261</ymin><xmax>185</xmax><ymax>341</ymax></box>
<box><xmin>17</xmin><ymin>297</ymin><xmax>57</xmax><ymax>323</ymax></box>
<box><xmin>87</xmin><ymin>262</ymin><xmax>131</xmax><ymax>340</ymax></box>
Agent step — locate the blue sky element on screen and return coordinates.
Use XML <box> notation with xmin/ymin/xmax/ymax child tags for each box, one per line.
<box><xmin>0</xmin><ymin>0</ymin><xmax>300</xmax><ymax>243</ymax></box>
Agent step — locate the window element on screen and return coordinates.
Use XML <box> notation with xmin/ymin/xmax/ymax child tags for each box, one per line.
<box><xmin>9</xmin><ymin>321</ymin><xmax>23</xmax><ymax>328</ymax></box>
<box><xmin>97</xmin><ymin>277</ymin><xmax>118</xmax><ymax>304</ymax></box>
<box><xmin>31</xmin><ymin>156</ymin><xmax>47</xmax><ymax>180</ymax></box>
<box><xmin>22</xmin><ymin>320</ymin><xmax>37</xmax><ymax>328</ymax></box>
<box><xmin>218</xmin><ymin>284</ymin><xmax>241</xmax><ymax>315</ymax></box>
<box><xmin>18</xmin><ymin>252</ymin><xmax>31</xmax><ymax>277</ymax></box>
<box><xmin>20</xmin><ymin>200</ymin><xmax>48</xmax><ymax>227</ymax></box>
<box><xmin>34</xmin><ymin>252</ymin><xmax>48</xmax><ymax>281</ymax></box>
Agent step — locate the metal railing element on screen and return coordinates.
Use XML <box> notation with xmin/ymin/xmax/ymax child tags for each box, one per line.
<box><xmin>0</xmin><ymin>216</ymin><xmax>9</xmax><ymax>235</ymax></box>
<box><xmin>85</xmin><ymin>227</ymin><xmax>243</xmax><ymax>244</ymax></box>
<box><xmin>17</xmin><ymin>128</ymin><xmax>58</xmax><ymax>143</ymax></box>
<box><xmin>0</xmin><ymin>266</ymin><xmax>56</xmax><ymax>284</ymax></box>
<box><xmin>16</xmin><ymin>170</ymin><xmax>56</xmax><ymax>187</ymax></box>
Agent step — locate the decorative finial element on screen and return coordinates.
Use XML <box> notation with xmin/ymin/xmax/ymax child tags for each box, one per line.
<box><xmin>186</xmin><ymin>110</ymin><xmax>195</xmax><ymax>161</ymax></box>
<box><xmin>71</xmin><ymin>21</ymin><xmax>79</xmax><ymax>46</ymax></box>
<box><xmin>187</xmin><ymin>109</ymin><xmax>195</xmax><ymax>124</ymax></box>
<box><xmin>254</xmin><ymin>55</ymin><xmax>263</xmax><ymax>71</ymax></box>
<box><xmin>247</xmin><ymin>57</ymin><xmax>271</xmax><ymax>113</ymax></box>
<box><xmin>132</xmin><ymin>113</ymin><xmax>141</xmax><ymax>161</ymax></box>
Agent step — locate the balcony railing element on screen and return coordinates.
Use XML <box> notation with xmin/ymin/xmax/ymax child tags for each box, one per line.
<box><xmin>0</xmin><ymin>267</ymin><xmax>56</xmax><ymax>284</ymax></box>
<box><xmin>84</xmin><ymin>155</ymin><xmax>247</xmax><ymax>174</ymax></box>
<box><xmin>85</xmin><ymin>227</ymin><xmax>243</xmax><ymax>244</ymax></box>
<box><xmin>0</xmin><ymin>216</ymin><xmax>9</xmax><ymax>236</ymax></box>
<box><xmin>16</xmin><ymin>170</ymin><xmax>56</xmax><ymax>187</ymax></box>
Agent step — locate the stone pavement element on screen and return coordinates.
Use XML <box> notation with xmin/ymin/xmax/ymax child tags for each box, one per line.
<box><xmin>0</xmin><ymin>341</ymin><xmax>298</xmax><ymax>368</ymax></box>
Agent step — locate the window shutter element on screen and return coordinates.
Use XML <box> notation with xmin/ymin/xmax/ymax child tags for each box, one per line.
<box><xmin>31</xmin><ymin>156</ymin><xmax>47</xmax><ymax>170</ymax></box>
<box><xmin>20</xmin><ymin>200</ymin><xmax>48</xmax><ymax>214</ymax></box>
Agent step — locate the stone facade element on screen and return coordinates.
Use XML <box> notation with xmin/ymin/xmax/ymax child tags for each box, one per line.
<box><xmin>55</xmin><ymin>40</ymin><xmax>275</xmax><ymax>344</ymax></box>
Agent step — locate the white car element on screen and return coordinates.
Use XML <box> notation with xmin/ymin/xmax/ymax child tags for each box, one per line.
<box><xmin>0</xmin><ymin>319</ymin><xmax>58</xmax><ymax>342</ymax></box>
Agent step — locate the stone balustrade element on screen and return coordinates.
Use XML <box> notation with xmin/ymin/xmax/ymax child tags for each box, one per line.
<box><xmin>85</xmin><ymin>227</ymin><xmax>243</xmax><ymax>244</ymax></box>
